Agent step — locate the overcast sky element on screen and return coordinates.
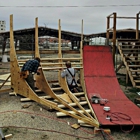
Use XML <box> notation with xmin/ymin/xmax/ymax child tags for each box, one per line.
<box><xmin>0</xmin><ymin>0</ymin><xmax>140</xmax><ymax>34</ymax></box>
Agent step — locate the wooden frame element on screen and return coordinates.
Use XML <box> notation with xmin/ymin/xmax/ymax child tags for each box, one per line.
<box><xmin>10</xmin><ymin>15</ymin><xmax>99</xmax><ymax>127</ymax></box>
<box><xmin>106</xmin><ymin>12</ymin><xmax>140</xmax><ymax>65</ymax></box>
<box><xmin>107</xmin><ymin>12</ymin><xmax>140</xmax><ymax>88</ymax></box>
<box><xmin>106</xmin><ymin>12</ymin><xmax>116</xmax><ymax>65</ymax></box>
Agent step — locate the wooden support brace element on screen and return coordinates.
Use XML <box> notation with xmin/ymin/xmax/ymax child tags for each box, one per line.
<box><xmin>58</xmin><ymin>101</ymin><xmax>87</xmax><ymax>108</ymax></box>
<box><xmin>56</xmin><ymin>109</ymin><xmax>91</xmax><ymax>117</ymax></box>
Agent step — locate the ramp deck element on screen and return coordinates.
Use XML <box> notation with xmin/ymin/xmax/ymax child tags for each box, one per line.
<box><xmin>83</xmin><ymin>45</ymin><xmax>140</xmax><ymax>126</ymax></box>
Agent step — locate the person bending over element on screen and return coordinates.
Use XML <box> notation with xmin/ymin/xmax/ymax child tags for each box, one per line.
<box><xmin>20</xmin><ymin>57</ymin><xmax>41</xmax><ymax>91</ymax></box>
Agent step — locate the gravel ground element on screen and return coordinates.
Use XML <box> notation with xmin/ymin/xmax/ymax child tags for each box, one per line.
<box><xmin>0</xmin><ymin>62</ymin><xmax>102</xmax><ymax>140</ymax></box>
<box><xmin>0</xmin><ymin>59</ymin><xmax>140</xmax><ymax>140</ymax></box>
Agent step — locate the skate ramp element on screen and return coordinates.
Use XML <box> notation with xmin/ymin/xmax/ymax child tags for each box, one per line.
<box><xmin>83</xmin><ymin>45</ymin><xmax>140</xmax><ymax>126</ymax></box>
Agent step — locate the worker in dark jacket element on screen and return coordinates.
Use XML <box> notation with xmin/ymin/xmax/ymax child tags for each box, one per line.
<box><xmin>21</xmin><ymin>57</ymin><xmax>40</xmax><ymax>91</ymax></box>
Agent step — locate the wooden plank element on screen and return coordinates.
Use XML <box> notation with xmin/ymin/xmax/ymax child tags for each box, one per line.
<box><xmin>131</xmin><ymin>75</ymin><xmax>140</xmax><ymax>77</ymax></box>
<box><xmin>122</xmin><ymin>51</ymin><xmax>140</xmax><ymax>54</ymax></box>
<box><xmin>117</xmin><ymin>39</ymin><xmax>140</xmax><ymax>42</ymax></box>
<box><xmin>6</xmin><ymin>50</ymin><xmax>80</xmax><ymax>55</ymax></box>
<box><xmin>0</xmin><ymin>82</ymin><xmax>11</xmax><ymax>86</ymax></box>
<box><xmin>125</xmin><ymin>56</ymin><xmax>140</xmax><ymax>58</ymax></box>
<box><xmin>35</xmin><ymin>87</ymin><xmax>62</xmax><ymax>92</ymax></box>
<box><xmin>48</xmin><ymin>80</ymin><xmax>58</xmax><ymax>83</ymax></box>
<box><xmin>0</xmin><ymin>73</ymin><xmax>11</xmax><ymax>81</ymax></box>
<box><xmin>116</xmin><ymin>17</ymin><xmax>139</xmax><ymax>19</ymax></box>
<box><xmin>5</xmin><ymin>134</ymin><xmax>13</xmax><ymax>139</ymax></box>
<box><xmin>0</xmin><ymin>74</ymin><xmax>11</xmax><ymax>89</ymax></box>
<box><xmin>79</xmin><ymin>123</ymin><xmax>94</xmax><ymax>128</ymax></box>
<box><xmin>122</xmin><ymin>48</ymin><xmax>140</xmax><ymax>50</ymax></box>
<box><xmin>78</xmin><ymin>120</ymin><xmax>94</xmax><ymax>127</ymax></box>
<box><xmin>17</xmin><ymin>92</ymin><xmax>85</xmax><ymax>102</ymax></box>
<box><xmin>41</xmin><ymin>62</ymin><xmax>82</xmax><ymax>66</ymax></box>
<box><xmin>41</xmin><ymin>58</ymin><xmax>82</xmax><ymax>61</ymax></box>
<box><xmin>18</xmin><ymin>62</ymin><xmax>83</xmax><ymax>67</ymax></box>
<box><xmin>56</xmin><ymin>109</ymin><xmax>91</xmax><ymax>117</ymax></box>
<box><xmin>51</xmin><ymin>83</ymin><xmax>59</xmax><ymax>86</ymax></box>
<box><xmin>52</xmin><ymin>87</ymin><xmax>62</xmax><ymax>91</ymax></box>
<box><xmin>21</xmin><ymin>95</ymin><xmax>52</xmax><ymax>101</ymax></box>
<box><xmin>127</xmin><ymin>60</ymin><xmax>140</xmax><ymax>62</ymax></box>
<box><xmin>59</xmin><ymin>93</ymin><xmax>72</xmax><ymax>103</ymax></box>
<box><xmin>19</xmin><ymin>63</ymin><xmax>82</xmax><ymax>70</ymax></box>
<box><xmin>18</xmin><ymin>56</ymin><xmax>33</xmax><ymax>59</ymax></box>
<box><xmin>134</xmin><ymin>80</ymin><xmax>140</xmax><ymax>83</ymax></box>
<box><xmin>121</xmin><ymin>45</ymin><xmax>140</xmax><ymax>47</ymax></box>
<box><xmin>58</xmin><ymin>101</ymin><xmax>88</xmax><ymax>108</ymax></box>
<box><xmin>18</xmin><ymin>62</ymin><xmax>82</xmax><ymax>65</ymax></box>
<box><xmin>128</xmin><ymin>65</ymin><xmax>140</xmax><ymax>67</ymax></box>
<box><xmin>42</xmin><ymin>67</ymin><xmax>83</xmax><ymax>70</ymax></box>
<box><xmin>18</xmin><ymin>59</ymin><xmax>81</xmax><ymax>63</ymax></box>
<box><xmin>0</xmin><ymin>88</ymin><xmax>12</xmax><ymax>93</ymax></box>
<box><xmin>130</xmin><ymin>69</ymin><xmax>140</xmax><ymax>72</ymax></box>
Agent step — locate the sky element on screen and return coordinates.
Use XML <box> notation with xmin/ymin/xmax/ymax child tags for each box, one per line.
<box><xmin>0</xmin><ymin>0</ymin><xmax>140</xmax><ymax>34</ymax></box>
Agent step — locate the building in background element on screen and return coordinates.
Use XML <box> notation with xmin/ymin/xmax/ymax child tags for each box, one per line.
<box><xmin>0</xmin><ymin>20</ymin><xmax>6</xmax><ymax>32</ymax></box>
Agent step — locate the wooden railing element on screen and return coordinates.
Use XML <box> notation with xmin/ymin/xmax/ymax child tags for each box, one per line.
<box><xmin>117</xmin><ymin>39</ymin><xmax>140</xmax><ymax>88</ymax></box>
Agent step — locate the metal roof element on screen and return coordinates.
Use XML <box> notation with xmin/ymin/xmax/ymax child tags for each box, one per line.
<box><xmin>0</xmin><ymin>26</ymin><xmax>139</xmax><ymax>40</ymax></box>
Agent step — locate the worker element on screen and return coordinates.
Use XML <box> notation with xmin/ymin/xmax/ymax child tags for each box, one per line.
<box><xmin>61</xmin><ymin>61</ymin><xmax>79</xmax><ymax>93</ymax></box>
<box><xmin>20</xmin><ymin>57</ymin><xmax>41</xmax><ymax>91</ymax></box>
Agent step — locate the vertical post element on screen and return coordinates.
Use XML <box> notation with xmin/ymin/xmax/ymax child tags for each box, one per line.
<box><xmin>81</xmin><ymin>19</ymin><xmax>83</xmax><ymax>60</ymax></box>
<box><xmin>79</xmin><ymin>20</ymin><xmax>84</xmax><ymax>91</ymax></box>
<box><xmin>126</xmin><ymin>70</ymin><xmax>128</xmax><ymax>85</ymax></box>
<box><xmin>81</xmin><ymin>19</ymin><xmax>83</xmax><ymax>44</ymax></box>
<box><xmin>35</xmin><ymin>17</ymin><xmax>40</xmax><ymax>58</ymax></box>
<box><xmin>10</xmin><ymin>14</ymin><xmax>17</xmax><ymax>90</ymax></box>
<box><xmin>32</xmin><ymin>34</ymin><xmax>34</xmax><ymax>59</ymax></box>
<box><xmin>58</xmin><ymin>19</ymin><xmax>62</xmax><ymax>84</ymax></box>
<box><xmin>106</xmin><ymin>16</ymin><xmax>110</xmax><ymax>45</ymax></box>
<box><xmin>136</xmin><ymin>13</ymin><xmax>139</xmax><ymax>39</ymax></box>
<box><xmin>112</xmin><ymin>12</ymin><xmax>117</xmax><ymax>66</ymax></box>
<box><xmin>135</xmin><ymin>12</ymin><xmax>139</xmax><ymax>75</ymax></box>
<box><xmin>58</xmin><ymin>19</ymin><xmax>61</xmax><ymax>58</ymax></box>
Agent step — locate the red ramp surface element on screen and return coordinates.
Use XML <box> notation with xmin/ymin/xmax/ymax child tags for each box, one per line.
<box><xmin>83</xmin><ymin>45</ymin><xmax>140</xmax><ymax>126</ymax></box>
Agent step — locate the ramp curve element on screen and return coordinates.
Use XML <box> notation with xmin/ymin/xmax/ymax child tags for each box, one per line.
<box><xmin>83</xmin><ymin>45</ymin><xmax>140</xmax><ymax>126</ymax></box>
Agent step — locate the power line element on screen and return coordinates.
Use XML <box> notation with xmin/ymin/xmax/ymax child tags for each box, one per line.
<box><xmin>0</xmin><ymin>5</ymin><xmax>140</xmax><ymax>8</ymax></box>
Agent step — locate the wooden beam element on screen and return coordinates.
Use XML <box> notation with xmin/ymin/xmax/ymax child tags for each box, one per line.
<box><xmin>0</xmin><ymin>74</ymin><xmax>11</xmax><ymax>89</ymax></box>
<box><xmin>130</xmin><ymin>69</ymin><xmax>140</xmax><ymax>72</ymax></box>
<box><xmin>20</xmin><ymin>92</ymin><xmax>85</xmax><ymax>102</ymax></box>
<box><xmin>58</xmin><ymin>101</ymin><xmax>87</xmax><ymax>108</ymax></box>
<box><xmin>110</xmin><ymin>16</ymin><xmax>139</xmax><ymax>19</ymax></box>
<box><xmin>112</xmin><ymin>12</ymin><xmax>116</xmax><ymax>66</ymax></box>
<box><xmin>5</xmin><ymin>50</ymin><xmax>80</xmax><ymax>55</ymax></box>
<box><xmin>0</xmin><ymin>88</ymin><xmax>12</xmax><ymax>94</ymax></box>
<box><xmin>136</xmin><ymin>13</ymin><xmax>139</xmax><ymax>39</ymax></box>
<box><xmin>56</xmin><ymin>109</ymin><xmax>91</xmax><ymax>117</ymax></box>
<box><xmin>35</xmin><ymin>17</ymin><xmax>40</xmax><ymax>58</ymax></box>
<box><xmin>41</xmin><ymin>58</ymin><xmax>82</xmax><ymax>61</ymax></box>
<box><xmin>42</xmin><ymin>67</ymin><xmax>83</xmax><ymax>70</ymax></box>
<box><xmin>0</xmin><ymin>82</ymin><xmax>11</xmax><ymax>86</ymax></box>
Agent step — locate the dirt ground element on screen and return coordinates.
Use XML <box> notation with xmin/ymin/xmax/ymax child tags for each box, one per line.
<box><xmin>0</xmin><ymin>61</ymin><xmax>140</xmax><ymax>140</ymax></box>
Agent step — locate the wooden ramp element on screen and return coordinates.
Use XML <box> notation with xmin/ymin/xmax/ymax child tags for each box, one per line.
<box><xmin>9</xmin><ymin>15</ymin><xmax>99</xmax><ymax>128</ymax></box>
<box><xmin>83</xmin><ymin>45</ymin><xmax>140</xmax><ymax>126</ymax></box>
